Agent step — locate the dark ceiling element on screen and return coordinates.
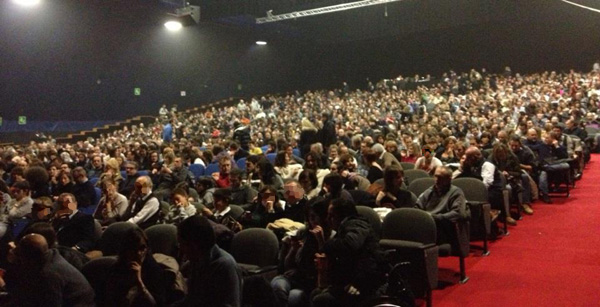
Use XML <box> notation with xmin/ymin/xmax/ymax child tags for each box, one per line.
<box><xmin>1</xmin><ymin>0</ymin><xmax>599</xmax><ymax>123</ymax></box>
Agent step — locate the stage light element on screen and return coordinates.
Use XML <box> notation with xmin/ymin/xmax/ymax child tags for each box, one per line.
<box><xmin>164</xmin><ymin>5</ymin><xmax>200</xmax><ymax>32</ymax></box>
<box><xmin>164</xmin><ymin>21</ymin><xmax>183</xmax><ymax>31</ymax></box>
<box><xmin>12</xmin><ymin>0</ymin><xmax>41</xmax><ymax>6</ymax></box>
<box><xmin>256</xmin><ymin>41</ymin><xmax>267</xmax><ymax>45</ymax></box>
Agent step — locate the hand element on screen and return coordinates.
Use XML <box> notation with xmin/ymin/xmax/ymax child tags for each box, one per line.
<box><xmin>264</xmin><ymin>201</ymin><xmax>274</xmax><ymax>212</ymax></box>
<box><xmin>290</xmin><ymin>236</ymin><xmax>302</xmax><ymax>250</ymax></box>
<box><xmin>201</xmin><ymin>207</ymin><xmax>213</xmax><ymax>217</ymax></box>
<box><xmin>129</xmin><ymin>261</ymin><xmax>143</xmax><ymax>285</ymax></box>
<box><xmin>310</xmin><ymin>225</ymin><xmax>325</xmax><ymax>247</ymax></box>
<box><xmin>211</xmin><ymin>172</ymin><xmax>220</xmax><ymax>181</ymax></box>
<box><xmin>345</xmin><ymin>284</ymin><xmax>361</xmax><ymax>296</ymax></box>
<box><xmin>7</xmin><ymin>242</ymin><xmax>17</xmax><ymax>264</ymax></box>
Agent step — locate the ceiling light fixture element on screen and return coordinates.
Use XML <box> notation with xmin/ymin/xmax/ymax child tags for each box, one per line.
<box><xmin>12</xmin><ymin>0</ymin><xmax>41</xmax><ymax>6</ymax></box>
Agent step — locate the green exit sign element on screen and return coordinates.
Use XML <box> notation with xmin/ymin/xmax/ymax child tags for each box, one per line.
<box><xmin>134</xmin><ymin>88</ymin><xmax>141</xmax><ymax>96</ymax></box>
<box><xmin>18</xmin><ymin>116</ymin><xmax>27</xmax><ymax>125</ymax></box>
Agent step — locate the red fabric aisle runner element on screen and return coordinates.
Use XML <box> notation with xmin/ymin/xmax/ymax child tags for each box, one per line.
<box><xmin>431</xmin><ymin>155</ymin><xmax>600</xmax><ymax>306</ymax></box>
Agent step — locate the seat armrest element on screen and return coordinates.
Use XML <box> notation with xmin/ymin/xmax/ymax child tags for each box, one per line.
<box><xmin>380</xmin><ymin>239</ymin><xmax>436</xmax><ymax>251</ymax></box>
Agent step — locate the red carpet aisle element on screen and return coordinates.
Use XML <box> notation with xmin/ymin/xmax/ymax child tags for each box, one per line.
<box><xmin>431</xmin><ymin>155</ymin><xmax>600</xmax><ymax>306</ymax></box>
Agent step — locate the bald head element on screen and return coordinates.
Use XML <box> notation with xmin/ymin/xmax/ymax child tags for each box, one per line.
<box><xmin>464</xmin><ymin>146</ymin><xmax>482</xmax><ymax>167</ymax></box>
<box><xmin>527</xmin><ymin>128</ymin><xmax>538</xmax><ymax>142</ymax></box>
<box><xmin>18</xmin><ymin>234</ymin><xmax>49</xmax><ymax>265</ymax></box>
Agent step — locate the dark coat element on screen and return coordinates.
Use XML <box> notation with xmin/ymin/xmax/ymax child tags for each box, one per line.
<box><xmin>53</xmin><ymin>211</ymin><xmax>96</xmax><ymax>253</ymax></box>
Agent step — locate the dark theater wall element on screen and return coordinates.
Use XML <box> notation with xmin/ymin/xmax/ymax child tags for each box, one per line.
<box><xmin>0</xmin><ymin>0</ymin><xmax>599</xmax><ymax>122</ymax></box>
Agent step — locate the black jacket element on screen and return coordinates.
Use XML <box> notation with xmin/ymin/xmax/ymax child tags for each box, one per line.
<box><xmin>53</xmin><ymin>211</ymin><xmax>96</xmax><ymax>253</ymax></box>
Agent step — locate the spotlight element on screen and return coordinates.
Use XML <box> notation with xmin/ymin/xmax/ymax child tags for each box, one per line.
<box><xmin>12</xmin><ymin>0</ymin><xmax>40</xmax><ymax>6</ymax></box>
<box><xmin>256</xmin><ymin>41</ymin><xmax>267</xmax><ymax>45</ymax></box>
<box><xmin>165</xmin><ymin>5</ymin><xmax>200</xmax><ymax>31</ymax></box>
<box><xmin>164</xmin><ymin>21</ymin><xmax>183</xmax><ymax>31</ymax></box>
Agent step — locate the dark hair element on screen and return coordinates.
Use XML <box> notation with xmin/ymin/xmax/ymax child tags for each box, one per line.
<box><xmin>362</xmin><ymin>148</ymin><xmax>378</xmax><ymax>165</ymax></box>
<box><xmin>329</xmin><ymin>198</ymin><xmax>357</xmax><ymax>220</ymax></box>
<box><xmin>13</xmin><ymin>180</ymin><xmax>30</xmax><ymax>191</ymax></box>
<box><xmin>117</xmin><ymin>227</ymin><xmax>148</xmax><ymax>261</ymax></box>
<box><xmin>305</xmin><ymin>196</ymin><xmax>329</xmax><ymax>226</ymax></box>
<box><xmin>0</xmin><ymin>179</ymin><xmax>8</xmax><ymax>193</ymax></box>
<box><xmin>383</xmin><ymin>165</ymin><xmax>404</xmax><ymax>192</ymax></box>
<box><xmin>178</xmin><ymin>215</ymin><xmax>215</xmax><ymax>252</ymax></box>
<box><xmin>172</xmin><ymin>188</ymin><xmax>189</xmax><ymax>199</ymax></box>
<box><xmin>322</xmin><ymin>172</ymin><xmax>344</xmax><ymax>198</ymax></box>
<box><xmin>274</xmin><ymin>151</ymin><xmax>288</xmax><ymax>167</ymax></box>
<box><xmin>21</xmin><ymin>221</ymin><xmax>57</xmax><ymax>247</ymax></box>
<box><xmin>196</xmin><ymin>176</ymin><xmax>215</xmax><ymax>189</ymax></box>
<box><xmin>258</xmin><ymin>185</ymin><xmax>280</xmax><ymax>204</ymax></box>
<box><xmin>510</xmin><ymin>135</ymin><xmax>522</xmax><ymax>144</ymax></box>
<box><xmin>304</xmin><ymin>151</ymin><xmax>322</xmax><ymax>169</ymax></box>
<box><xmin>246</xmin><ymin>154</ymin><xmax>262</xmax><ymax>165</ymax></box>
<box><xmin>10</xmin><ymin>166</ymin><xmax>24</xmax><ymax>178</ymax></box>
<box><xmin>229</xmin><ymin>168</ymin><xmax>245</xmax><ymax>180</ymax></box>
<box><xmin>298</xmin><ymin>169</ymin><xmax>318</xmax><ymax>191</ymax></box>
<box><xmin>257</xmin><ymin>158</ymin><xmax>278</xmax><ymax>186</ymax></box>
<box><xmin>125</xmin><ymin>161</ymin><xmax>139</xmax><ymax>170</ymax></box>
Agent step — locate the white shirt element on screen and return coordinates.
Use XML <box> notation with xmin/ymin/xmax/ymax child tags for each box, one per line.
<box><xmin>127</xmin><ymin>192</ymin><xmax>160</xmax><ymax>225</ymax></box>
<box><xmin>481</xmin><ymin>161</ymin><xmax>496</xmax><ymax>189</ymax></box>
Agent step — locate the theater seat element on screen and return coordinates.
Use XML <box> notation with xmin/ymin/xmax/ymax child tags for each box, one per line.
<box><xmin>230</xmin><ymin>228</ymin><xmax>279</xmax><ymax>276</ymax></box>
<box><xmin>81</xmin><ymin>256</ymin><xmax>118</xmax><ymax>305</ymax></box>
<box><xmin>380</xmin><ymin>208</ymin><xmax>439</xmax><ymax>307</ymax></box>
<box><xmin>145</xmin><ymin>224</ymin><xmax>178</xmax><ymax>258</ymax></box>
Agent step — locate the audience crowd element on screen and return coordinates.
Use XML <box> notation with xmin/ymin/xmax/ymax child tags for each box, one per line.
<box><xmin>0</xmin><ymin>66</ymin><xmax>599</xmax><ymax>306</ymax></box>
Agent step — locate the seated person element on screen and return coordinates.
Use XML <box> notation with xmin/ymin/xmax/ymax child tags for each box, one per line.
<box><xmin>376</xmin><ymin>165</ymin><xmax>416</xmax><ymax>208</ymax></box>
<box><xmin>271</xmin><ymin>197</ymin><xmax>331</xmax><ymax>307</ymax></box>
<box><xmin>119</xmin><ymin>161</ymin><xmax>141</xmax><ymax>198</ymax></box>
<box><xmin>415</xmin><ymin>166</ymin><xmax>469</xmax><ymax>243</ymax></box>
<box><xmin>201</xmin><ymin>188</ymin><xmax>242</xmax><ymax>232</ymax></box>
<box><xmin>319</xmin><ymin>173</ymin><xmax>353</xmax><ymax>203</ymax></box>
<box><xmin>52</xmin><ymin>193</ymin><xmax>96</xmax><ymax>253</ymax></box>
<box><xmin>52</xmin><ymin>170</ymin><xmax>75</xmax><ymax>200</ymax></box>
<box><xmin>456</xmin><ymin>147</ymin><xmax>515</xmax><ymax>225</ymax></box>
<box><xmin>536</xmin><ymin>131</ymin><xmax>571</xmax><ymax>203</ymax></box>
<box><xmin>86</xmin><ymin>155</ymin><xmax>104</xmax><ymax>179</ymax></box>
<box><xmin>509</xmin><ymin>135</ymin><xmax>538</xmax><ymax>214</ymax></box>
<box><xmin>229</xmin><ymin>168</ymin><xmax>257</xmax><ymax>211</ymax></box>
<box><xmin>8</xmin><ymin>181</ymin><xmax>34</xmax><ymax>220</ymax></box>
<box><xmin>312</xmin><ymin>198</ymin><xmax>384</xmax><ymax>307</ymax></box>
<box><xmin>104</xmin><ymin>227</ymin><xmax>167</xmax><ymax>306</ymax></box>
<box><xmin>212</xmin><ymin>156</ymin><xmax>233</xmax><ymax>188</ymax></box>
<box><xmin>4</xmin><ymin>234</ymin><xmax>95</xmax><ymax>306</ymax></box>
<box><xmin>174</xmin><ymin>216</ymin><xmax>242</xmax><ymax>306</ymax></box>
<box><xmin>274</xmin><ymin>151</ymin><xmax>303</xmax><ymax>180</ymax></box>
<box><xmin>155</xmin><ymin>156</ymin><xmax>193</xmax><ymax>201</ymax></box>
<box><xmin>194</xmin><ymin>176</ymin><xmax>216</xmax><ymax>209</ymax></box>
<box><xmin>246</xmin><ymin>185</ymin><xmax>285</xmax><ymax>228</ymax></box>
<box><xmin>298</xmin><ymin>169</ymin><xmax>320</xmax><ymax>200</ymax></box>
<box><xmin>362</xmin><ymin>148</ymin><xmax>384</xmax><ymax>184</ymax></box>
<box><xmin>244</xmin><ymin>154</ymin><xmax>263</xmax><ymax>189</ymax></box>
<box><xmin>415</xmin><ymin>145</ymin><xmax>443</xmax><ymax>174</ymax></box>
<box><xmin>281</xmin><ymin>179</ymin><xmax>308</xmax><ymax>223</ymax></box>
<box><xmin>123</xmin><ymin>176</ymin><xmax>161</xmax><ymax>229</ymax></box>
<box><xmin>18</xmin><ymin>221</ymin><xmax>90</xmax><ymax>271</ymax></box>
<box><xmin>256</xmin><ymin>158</ymin><xmax>284</xmax><ymax>192</ymax></box>
<box><xmin>71</xmin><ymin>167</ymin><xmax>97</xmax><ymax>208</ymax></box>
<box><xmin>94</xmin><ymin>178</ymin><xmax>128</xmax><ymax>226</ymax></box>
<box><xmin>165</xmin><ymin>188</ymin><xmax>197</xmax><ymax>225</ymax></box>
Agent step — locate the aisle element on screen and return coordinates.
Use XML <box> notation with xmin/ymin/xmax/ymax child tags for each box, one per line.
<box><xmin>431</xmin><ymin>155</ymin><xmax>600</xmax><ymax>306</ymax></box>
